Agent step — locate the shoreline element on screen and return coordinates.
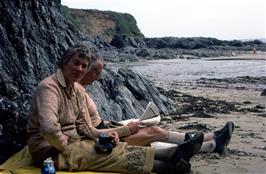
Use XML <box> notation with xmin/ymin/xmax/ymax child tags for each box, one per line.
<box><xmin>205</xmin><ymin>52</ymin><xmax>266</xmax><ymax>61</ymax></box>
<box><xmin>206</xmin><ymin>57</ymin><xmax>266</xmax><ymax>61</ymax></box>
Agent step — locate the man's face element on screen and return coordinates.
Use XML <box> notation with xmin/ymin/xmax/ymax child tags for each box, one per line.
<box><xmin>83</xmin><ymin>60</ymin><xmax>103</xmax><ymax>85</ymax></box>
<box><xmin>62</xmin><ymin>55</ymin><xmax>89</xmax><ymax>85</ymax></box>
<box><xmin>92</xmin><ymin>60</ymin><xmax>104</xmax><ymax>81</ymax></box>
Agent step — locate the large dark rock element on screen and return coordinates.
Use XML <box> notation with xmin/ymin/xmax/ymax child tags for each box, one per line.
<box><xmin>144</xmin><ymin>37</ymin><xmax>266</xmax><ymax>51</ymax></box>
<box><xmin>0</xmin><ymin>0</ymin><xmax>174</xmax><ymax>163</ymax></box>
<box><xmin>87</xmin><ymin>67</ymin><xmax>174</xmax><ymax>121</ymax></box>
<box><xmin>0</xmin><ymin>0</ymin><xmax>81</xmax><ymax>163</ymax></box>
<box><xmin>110</xmin><ymin>34</ymin><xmax>146</xmax><ymax>48</ymax></box>
<box><xmin>261</xmin><ymin>89</ymin><xmax>266</xmax><ymax>96</ymax></box>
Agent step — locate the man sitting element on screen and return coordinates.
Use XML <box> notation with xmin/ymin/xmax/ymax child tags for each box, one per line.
<box><xmin>79</xmin><ymin>51</ymin><xmax>234</xmax><ymax>155</ymax></box>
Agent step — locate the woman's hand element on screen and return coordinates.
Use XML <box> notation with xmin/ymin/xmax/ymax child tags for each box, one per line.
<box><xmin>107</xmin><ymin>132</ymin><xmax>119</xmax><ymax>145</ymax></box>
<box><xmin>126</xmin><ymin>121</ymin><xmax>141</xmax><ymax>135</ymax></box>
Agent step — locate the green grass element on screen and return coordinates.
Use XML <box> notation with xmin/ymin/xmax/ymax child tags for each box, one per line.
<box><xmin>61</xmin><ymin>5</ymin><xmax>81</xmax><ymax>31</ymax></box>
<box><xmin>110</xmin><ymin>12</ymin><xmax>144</xmax><ymax>38</ymax></box>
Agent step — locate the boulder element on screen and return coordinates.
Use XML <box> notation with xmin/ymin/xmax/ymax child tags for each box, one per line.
<box><xmin>261</xmin><ymin>89</ymin><xmax>266</xmax><ymax>96</ymax></box>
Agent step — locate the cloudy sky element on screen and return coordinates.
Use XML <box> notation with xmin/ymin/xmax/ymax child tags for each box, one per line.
<box><xmin>61</xmin><ymin>0</ymin><xmax>265</xmax><ymax>40</ymax></box>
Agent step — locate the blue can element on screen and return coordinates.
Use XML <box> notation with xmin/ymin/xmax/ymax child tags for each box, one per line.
<box><xmin>41</xmin><ymin>157</ymin><xmax>56</xmax><ymax>174</ymax></box>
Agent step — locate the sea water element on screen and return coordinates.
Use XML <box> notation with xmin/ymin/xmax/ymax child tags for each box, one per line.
<box><xmin>109</xmin><ymin>58</ymin><xmax>266</xmax><ymax>89</ymax></box>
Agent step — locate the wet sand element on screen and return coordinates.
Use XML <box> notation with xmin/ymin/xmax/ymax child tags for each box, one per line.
<box><xmin>163</xmin><ymin>87</ymin><xmax>266</xmax><ymax>174</ymax></box>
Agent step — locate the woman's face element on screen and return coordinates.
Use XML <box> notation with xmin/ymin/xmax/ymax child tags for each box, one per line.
<box><xmin>62</xmin><ymin>54</ymin><xmax>89</xmax><ymax>85</ymax></box>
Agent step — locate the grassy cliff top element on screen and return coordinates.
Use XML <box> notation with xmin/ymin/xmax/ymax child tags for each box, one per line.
<box><xmin>62</xmin><ymin>5</ymin><xmax>144</xmax><ymax>42</ymax></box>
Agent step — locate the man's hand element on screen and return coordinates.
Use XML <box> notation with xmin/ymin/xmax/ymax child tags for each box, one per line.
<box><xmin>126</xmin><ymin>121</ymin><xmax>140</xmax><ymax>135</ymax></box>
<box><xmin>107</xmin><ymin>132</ymin><xmax>119</xmax><ymax>145</ymax></box>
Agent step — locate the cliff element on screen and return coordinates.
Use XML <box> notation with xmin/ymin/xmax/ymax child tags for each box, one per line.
<box><xmin>65</xmin><ymin>7</ymin><xmax>266</xmax><ymax>58</ymax></box>
<box><xmin>64</xmin><ymin>6</ymin><xmax>144</xmax><ymax>43</ymax></box>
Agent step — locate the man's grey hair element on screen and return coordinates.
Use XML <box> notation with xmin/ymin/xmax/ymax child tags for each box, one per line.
<box><xmin>87</xmin><ymin>52</ymin><xmax>104</xmax><ymax>71</ymax></box>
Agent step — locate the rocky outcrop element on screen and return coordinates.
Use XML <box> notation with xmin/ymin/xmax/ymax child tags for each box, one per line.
<box><xmin>88</xmin><ymin>67</ymin><xmax>174</xmax><ymax>121</ymax></box>
<box><xmin>0</xmin><ymin>0</ymin><xmax>81</xmax><ymax>163</ymax></box>
<box><xmin>66</xmin><ymin>7</ymin><xmax>266</xmax><ymax>61</ymax></box>
<box><xmin>66</xmin><ymin>7</ymin><xmax>266</xmax><ymax>53</ymax></box>
<box><xmin>144</xmin><ymin>37</ymin><xmax>266</xmax><ymax>51</ymax></box>
<box><xmin>0</xmin><ymin>0</ymin><xmax>174</xmax><ymax>163</ymax></box>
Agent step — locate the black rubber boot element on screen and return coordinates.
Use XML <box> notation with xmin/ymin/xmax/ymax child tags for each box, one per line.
<box><xmin>213</xmin><ymin>121</ymin><xmax>235</xmax><ymax>154</ymax></box>
<box><xmin>171</xmin><ymin>131</ymin><xmax>204</xmax><ymax>162</ymax></box>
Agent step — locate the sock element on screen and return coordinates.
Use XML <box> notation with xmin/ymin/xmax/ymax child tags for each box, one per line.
<box><xmin>166</xmin><ymin>131</ymin><xmax>185</xmax><ymax>144</ymax></box>
<box><xmin>204</xmin><ymin>133</ymin><xmax>215</xmax><ymax>141</ymax></box>
<box><xmin>199</xmin><ymin>140</ymin><xmax>216</xmax><ymax>153</ymax></box>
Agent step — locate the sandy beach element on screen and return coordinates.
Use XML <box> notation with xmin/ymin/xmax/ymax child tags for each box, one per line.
<box><xmin>111</xmin><ymin>52</ymin><xmax>266</xmax><ymax>173</ymax></box>
<box><xmin>160</xmin><ymin>53</ymin><xmax>266</xmax><ymax>173</ymax></box>
<box><xmin>162</xmin><ymin>86</ymin><xmax>266</xmax><ymax>174</ymax></box>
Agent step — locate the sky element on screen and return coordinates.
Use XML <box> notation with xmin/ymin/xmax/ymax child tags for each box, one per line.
<box><xmin>61</xmin><ymin>0</ymin><xmax>266</xmax><ymax>40</ymax></box>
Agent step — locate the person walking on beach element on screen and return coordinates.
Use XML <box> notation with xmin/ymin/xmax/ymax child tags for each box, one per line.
<box><xmin>79</xmin><ymin>50</ymin><xmax>235</xmax><ymax>155</ymax></box>
<box><xmin>253</xmin><ymin>48</ymin><xmax>257</xmax><ymax>55</ymax></box>
<box><xmin>27</xmin><ymin>44</ymin><xmax>205</xmax><ymax>173</ymax></box>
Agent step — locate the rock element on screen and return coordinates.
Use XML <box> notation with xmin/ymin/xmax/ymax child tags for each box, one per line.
<box><xmin>261</xmin><ymin>89</ymin><xmax>266</xmax><ymax>96</ymax></box>
<box><xmin>87</xmin><ymin>67</ymin><xmax>175</xmax><ymax>121</ymax></box>
<box><xmin>263</xmin><ymin>146</ymin><xmax>266</xmax><ymax>151</ymax></box>
<box><xmin>255</xmin><ymin>104</ymin><xmax>265</xmax><ymax>109</ymax></box>
<box><xmin>136</xmin><ymin>48</ymin><xmax>150</xmax><ymax>57</ymax></box>
<box><xmin>0</xmin><ymin>0</ymin><xmax>81</xmax><ymax>163</ymax></box>
<box><xmin>243</xmin><ymin>101</ymin><xmax>252</xmax><ymax>104</ymax></box>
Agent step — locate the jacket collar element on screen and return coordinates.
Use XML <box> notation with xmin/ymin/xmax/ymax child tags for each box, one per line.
<box><xmin>56</xmin><ymin>69</ymin><xmax>67</xmax><ymax>88</ymax></box>
<box><xmin>56</xmin><ymin>69</ymin><xmax>77</xmax><ymax>99</ymax></box>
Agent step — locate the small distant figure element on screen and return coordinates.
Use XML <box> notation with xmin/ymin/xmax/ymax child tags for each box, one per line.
<box><xmin>253</xmin><ymin>48</ymin><xmax>257</xmax><ymax>55</ymax></box>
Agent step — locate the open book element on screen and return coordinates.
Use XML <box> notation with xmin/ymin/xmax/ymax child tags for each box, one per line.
<box><xmin>119</xmin><ymin>102</ymin><xmax>161</xmax><ymax>127</ymax></box>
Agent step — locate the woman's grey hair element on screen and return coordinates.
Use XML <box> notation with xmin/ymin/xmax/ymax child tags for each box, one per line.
<box><xmin>58</xmin><ymin>44</ymin><xmax>92</xmax><ymax>69</ymax></box>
